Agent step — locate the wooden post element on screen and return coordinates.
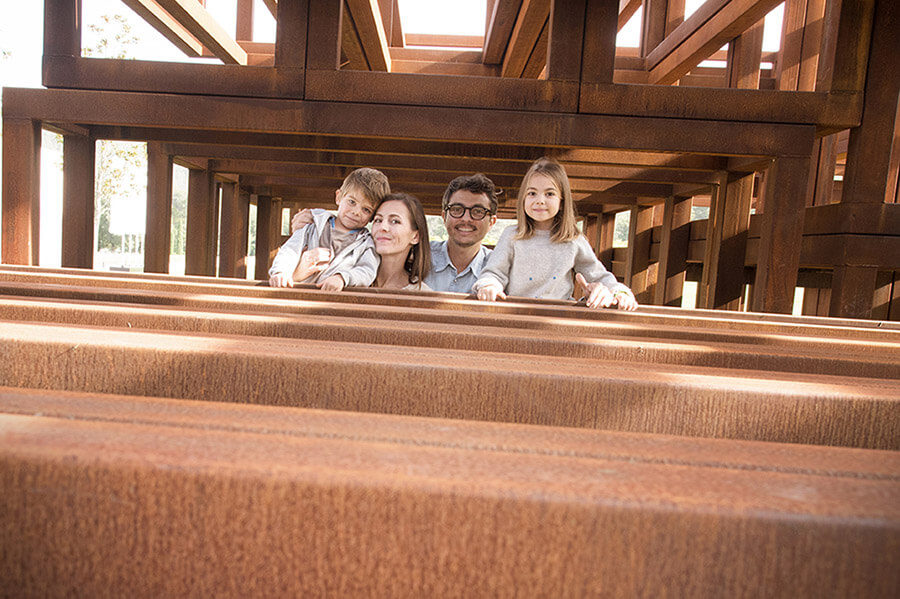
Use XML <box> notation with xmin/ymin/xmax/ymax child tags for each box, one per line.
<box><xmin>625</xmin><ymin>205</ymin><xmax>654</xmax><ymax>302</ymax></box>
<box><xmin>305</xmin><ymin>0</ymin><xmax>342</xmax><ymax>70</ymax></box>
<box><xmin>185</xmin><ymin>169</ymin><xmax>217</xmax><ymax>276</ymax></box>
<box><xmin>254</xmin><ymin>195</ymin><xmax>281</xmax><ymax>281</ymax></box>
<box><xmin>706</xmin><ymin>174</ymin><xmax>753</xmax><ymax>310</ymax></box>
<box><xmin>145</xmin><ymin>143</ymin><xmax>173</xmax><ymax>274</ymax></box>
<box><xmin>641</xmin><ymin>0</ymin><xmax>669</xmax><ymax>57</ymax></box>
<box><xmin>830</xmin><ymin>266</ymin><xmax>878</xmax><ymax>319</ymax></box>
<box><xmin>580</xmin><ymin>0</ymin><xmax>619</xmax><ymax>84</ymax></box>
<box><xmin>752</xmin><ymin>154</ymin><xmax>812</xmax><ymax>314</ymax></box>
<box><xmin>44</xmin><ymin>0</ymin><xmax>81</xmax><ymax>58</ymax></box>
<box><xmin>655</xmin><ymin>195</ymin><xmax>692</xmax><ymax>306</ymax></box>
<box><xmin>217</xmin><ymin>180</ymin><xmax>244</xmax><ymax>278</ymax></box>
<box><xmin>236</xmin><ymin>0</ymin><xmax>253</xmax><ymax>41</ymax></box>
<box><xmin>1</xmin><ymin>118</ymin><xmax>42</xmax><ymax>265</ymax></box>
<box><xmin>776</xmin><ymin>0</ymin><xmax>826</xmax><ymax>92</ymax></box>
<box><xmin>61</xmin><ymin>134</ymin><xmax>95</xmax><ymax>268</ymax></box>
<box><xmin>830</xmin><ymin>0</ymin><xmax>898</xmax><ymax>318</ymax></box>
<box><xmin>597</xmin><ymin>212</ymin><xmax>616</xmax><ymax>270</ymax></box>
<box><xmin>546</xmin><ymin>0</ymin><xmax>585</xmax><ymax>81</ymax></box>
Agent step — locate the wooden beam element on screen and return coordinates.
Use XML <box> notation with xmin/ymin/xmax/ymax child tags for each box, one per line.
<box><xmin>236</xmin><ymin>0</ymin><xmax>253</xmax><ymax>41</ymax></box>
<box><xmin>345</xmin><ymin>0</ymin><xmax>391</xmax><ymax>71</ymax></box>
<box><xmin>752</xmin><ymin>155</ymin><xmax>812</xmax><ymax>313</ymax></box>
<box><xmin>545</xmin><ymin>0</ymin><xmax>585</xmax><ymax>81</ymax></box>
<box><xmin>655</xmin><ymin>195</ymin><xmax>692</xmax><ymax>306</ymax></box>
<box><xmin>274</xmin><ymin>0</ymin><xmax>307</xmax><ymax>73</ymax></box>
<box><xmin>484</xmin><ymin>0</ymin><xmax>522</xmax><ymax>64</ymax></box>
<box><xmin>581</xmin><ymin>0</ymin><xmax>619</xmax><ymax>84</ymax></box>
<box><xmin>43</xmin><ymin>0</ymin><xmax>81</xmax><ymax>58</ymax></box>
<box><xmin>820</xmin><ymin>0</ymin><xmax>875</xmax><ymax>93</ymax></box>
<box><xmin>155</xmin><ymin>0</ymin><xmax>248</xmax><ymax>64</ymax></box>
<box><xmin>144</xmin><ymin>143</ymin><xmax>173</xmax><ymax>273</ymax></box>
<box><xmin>61</xmin><ymin>134</ymin><xmax>95</xmax><ymax>268</ymax></box>
<box><xmin>261</xmin><ymin>0</ymin><xmax>277</xmax><ymax>18</ymax></box>
<box><xmin>341</xmin><ymin>2</ymin><xmax>370</xmax><ymax>70</ymax></box>
<box><xmin>619</xmin><ymin>0</ymin><xmax>642</xmax><ymax>31</ymax></box>
<box><xmin>185</xmin><ymin>168</ymin><xmax>218</xmax><ymax>276</ymax></box>
<box><xmin>120</xmin><ymin>0</ymin><xmax>204</xmax><ymax>57</ymax></box>
<box><xmin>625</xmin><ymin>205</ymin><xmax>655</xmax><ymax>301</ymax></box>
<box><xmin>726</xmin><ymin>17</ymin><xmax>765</xmax><ymax>89</ymax></box>
<box><xmin>839</xmin><ymin>0</ymin><xmax>899</xmax><ymax>204</ymax></box>
<box><xmin>646</xmin><ymin>0</ymin><xmax>783</xmax><ymax>85</ymax></box>
<box><xmin>502</xmin><ymin>0</ymin><xmax>549</xmax><ymax>77</ymax></box>
<box><xmin>776</xmin><ymin>0</ymin><xmax>826</xmax><ymax>92</ymax></box>
<box><xmin>306</xmin><ymin>0</ymin><xmax>342</xmax><ymax>70</ymax></box>
<box><xmin>1</xmin><ymin>118</ymin><xmax>41</xmax><ymax>265</ymax></box>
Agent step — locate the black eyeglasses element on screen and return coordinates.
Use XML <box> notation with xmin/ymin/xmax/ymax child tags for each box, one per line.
<box><xmin>445</xmin><ymin>204</ymin><xmax>493</xmax><ymax>220</ymax></box>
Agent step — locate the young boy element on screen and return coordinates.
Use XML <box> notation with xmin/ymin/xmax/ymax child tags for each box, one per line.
<box><xmin>268</xmin><ymin>168</ymin><xmax>390</xmax><ymax>291</ymax></box>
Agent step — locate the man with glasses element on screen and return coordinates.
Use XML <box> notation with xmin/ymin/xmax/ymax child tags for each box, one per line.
<box><xmin>424</xmin><ymin>173</ymin><xmax>499</xmax><ymax>293</ymax></box>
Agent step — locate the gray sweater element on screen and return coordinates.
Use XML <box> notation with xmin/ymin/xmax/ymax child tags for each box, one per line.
<box><xmin>268</xmin><ymin>209</ymin><xmax>379</xmax><ymax>287</ymax></box>
<box><xmin>473</xmin><ymin>227</ymin><xmax>624</xmax><ymax>300</ymax></box>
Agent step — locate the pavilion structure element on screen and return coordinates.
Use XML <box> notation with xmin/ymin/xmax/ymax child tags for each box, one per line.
<box><xmin>2</xmin><ymin>0</ymin><xmax>898</xmax><ymax>319</ymax></box>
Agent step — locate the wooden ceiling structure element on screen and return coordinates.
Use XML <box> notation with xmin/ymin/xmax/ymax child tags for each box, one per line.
<box><xmin>2</xmin><ymin>0</ymin><xmax>898</xmax><ymax>319</ymax></box>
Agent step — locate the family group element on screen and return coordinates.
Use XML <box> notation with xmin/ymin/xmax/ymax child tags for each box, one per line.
<box><xmin>268</xmin><ymin>157</ymin><xmax>638</xmax><ymax>311</ymax></box>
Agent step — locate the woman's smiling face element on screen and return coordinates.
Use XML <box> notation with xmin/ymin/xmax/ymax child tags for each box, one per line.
<box><xmin>372</xmin><ymin>199</ymin><xmax>420</xmax><ymax>257</ymax></box>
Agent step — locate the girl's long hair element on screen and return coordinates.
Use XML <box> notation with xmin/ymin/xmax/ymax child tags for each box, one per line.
<box><xmin>384</xmin><ymin>192</ymin><xmax>431</xmax><ymax>285</ymax></box>
<box><xmin>515</xmin><ymin>157</ymin><xmax>580</xmax><ymax>243</ymax></box>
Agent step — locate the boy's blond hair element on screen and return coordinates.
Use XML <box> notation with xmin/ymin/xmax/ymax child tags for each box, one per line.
<box><xmin>340</xmin><ymin>168</ymin><xmax>391</xmax><ymax>209</ymax></box>
<box><xmin>515</xmin><ymin>157</ymin><xmax>580</xmax><ymax>243</ymax></box>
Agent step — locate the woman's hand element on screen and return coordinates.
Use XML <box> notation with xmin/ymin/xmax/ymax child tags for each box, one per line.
<box><xmin>476</xmin><ymin>283</ymin><xmax>507</xmax><ymax>302</ymax></box>
<box><xmin>576</xmin><ymin>273</ymin><xmax>614</xmax><ymax>309</ymax></box>
<box><xmin>291</xmin><ymin>209</ymin><xmax>315</xmax><ymax>233</ymax></box>
<box><xmin>317</xmin><ymin>274</ymin><xmax>346</xmax><ymax>292</ymax></box>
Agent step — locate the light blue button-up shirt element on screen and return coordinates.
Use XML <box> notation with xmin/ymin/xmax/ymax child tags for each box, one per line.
<box><xmin>424</xmin><ymin>240</ymin><xmax>492</xmax><ymax>294</ymax></box>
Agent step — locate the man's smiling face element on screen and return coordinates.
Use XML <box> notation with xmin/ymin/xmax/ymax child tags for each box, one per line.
<box><xmin>443</xmin><ymin>189</ymin><xmax>496</xmax><ymax>248</ymax></box>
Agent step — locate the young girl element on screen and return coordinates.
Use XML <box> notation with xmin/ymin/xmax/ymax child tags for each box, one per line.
<box><xmin>473</xmin><ymin>157</ymin><xmax>638</xmax><ymax>310</ymax></box>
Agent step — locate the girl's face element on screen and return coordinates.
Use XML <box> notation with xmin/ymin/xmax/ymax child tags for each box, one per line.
<box><xmin>523</xmin><ymin>172</ymin><xmax>561</xmax><ymax>230</ymax></box>
<box><xmin>372</xmin><ymin>199</ymin><xmax>420</xmax><ymax>257</ymax></box>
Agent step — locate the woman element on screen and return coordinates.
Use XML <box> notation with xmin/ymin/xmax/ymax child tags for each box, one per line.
<box><xmin>371</xmin><ymin>192</ymin><xmax>431</xmax><ymax>291</ymax></box>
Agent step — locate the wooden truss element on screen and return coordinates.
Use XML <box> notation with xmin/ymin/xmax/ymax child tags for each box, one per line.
<box><xmin>2</xmin><ymin>0</ymin><xmax>898</xmax><ymax>318</ymax></box>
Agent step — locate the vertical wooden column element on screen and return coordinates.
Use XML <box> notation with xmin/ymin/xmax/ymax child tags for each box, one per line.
<box><xmin>1</xmin><ymin>118</ymin><xmax>42</xmax><ymax>265</ymax></box>
<box><xmin>726</xmin><ymin>18</ymin><xmax>764</xmax><ymax>89</ymax></box>
<box><xmin>641</xmin><ymin>0</ymin><xmax>669</xmax><ymax>57</ymax></box>
<box><xmin>185</xmin><ymin>169</ymin><xmax>218</xmax><ymax>276</ymax></box>
<box><xmin>580</xmin><ymin>0</ymin><xmax>619</xmax><ymax>84</ymax></box>
<box><xmin>625</xmin><ymin>205</ymin><xmax>654</xmax><ymax>302</ymax></box>
<box><xmin>145</xmin><ymin>143</ymin><xmax>173</xmax><ymax>273</ymax></box>
<box><xmin>597</xmin><ymin>212</ymin><xmax>616</xmax><ymax>270</ymax></box>
<box><xmin>236</xmin><ymin>0</ymin><xmax>253</xmax><ymax>41</ymax></box>
<box><xmin>217</xmin><ymin>181</ymin><xmax>248</xmax><ymax>278</ymax></box>
<box><xmin>655</xmin><ymin>195</ymin><xmax>692</xmax><ymax>306</ymax></box>
<box><xmin>43</xmin><ymin>0</ymin><xmax>81</xmax><ymax>57</ymax></box>
<box><xmin>305</xmin><ymin>0</ymin><xmax>341</xmax><ymax>70</ymax></box>
<box><xmin>61</xmin><ymin>134</ymin><xmax>95</xmax><ymax>268</ymax></box>
<box><xmin>751</xmin><ymin>154</ymin><xmax>813</xmax><ymax>314</ymax></box>
<box><xmin>829</xmin><ymin>0</ymin><xmax>898</xmax><ymax>318</ymax></box>
<box><xmin>254</xmin><ymin>195</ymin><xmax>281</xmax><ymax>281</ymax></box>
<box><xmin>274</xmin><ymin>0</ymin><xmax>309</xmax><ymax>95</ymax></box>
<box><xmin>777</xmin><ymin>0</ymin><xmax>826</xmax><ymax>92</ymax></box>
<box><xmin>546</xmin><ymin>0</ymin><xmax>585</xmax><ymax>81</ymax></box>
<box><xmin>704</xmin><ymin>174</ymin><xmax>754</xmax><ymax>310</ymax></box>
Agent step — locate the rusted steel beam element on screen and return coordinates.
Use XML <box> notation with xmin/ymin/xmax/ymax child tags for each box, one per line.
<box><xmin>2</xmin><ymin>387</ymin><xmax>898</xmax><ymax>597</ymax></box>
<box><xmin>3</xmin><ymin>295</ymin><xmax>899</xmax><ymax>380</ymax></box>
<box><xmin>1</xmin><ymin>320</ymin><xmax>899</xmax><ymax>448</ymax></box>
<box><xmin>1</xmin><ymin>266</ymin><xmax>898</xmax><ymax>336</ymax></box>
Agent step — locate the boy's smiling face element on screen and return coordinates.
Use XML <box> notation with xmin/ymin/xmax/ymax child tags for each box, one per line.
<box><xmin>334</xmin><ymin>186</ymin><xmax>377</xmax><ymax>232</ymax></box>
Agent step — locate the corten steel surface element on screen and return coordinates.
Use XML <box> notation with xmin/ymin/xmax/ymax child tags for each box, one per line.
<box><xmin>1</xmin><ymin>266</ymin><xmax>898</xmax><ymax>335</ymax></box>
<box><xmin>2</xmin><ymin>388</ymin><xmax>898</xmax><ymax>598</ymax></box>
<box><xmin>3</xmin><ymin>295</ymin><xmax>900</xmax><ymax>381</ymax></box>
<box><xmin>2</xmin><ymin>320</ymin><xmax>899</xmax><ymax>449</ymax></box>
